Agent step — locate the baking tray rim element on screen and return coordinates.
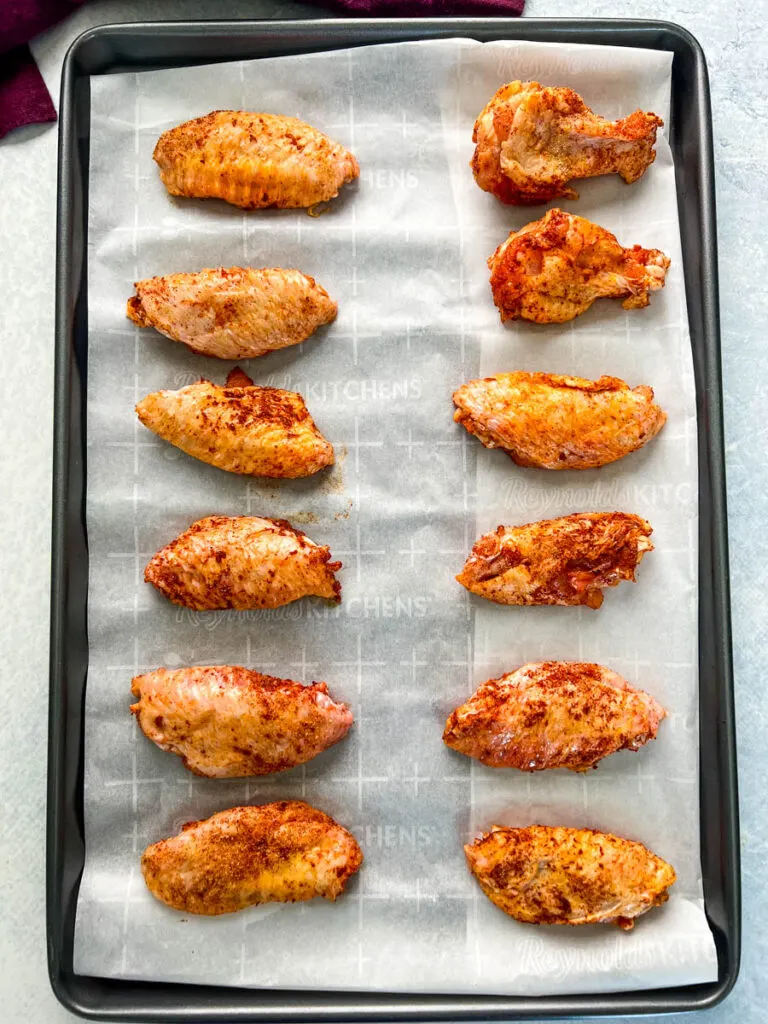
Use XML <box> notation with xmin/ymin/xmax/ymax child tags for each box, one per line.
<box><xmin>49</xmin><ymin>16</ymin><xmax>740</xmax><ymax>1021</ymax></box>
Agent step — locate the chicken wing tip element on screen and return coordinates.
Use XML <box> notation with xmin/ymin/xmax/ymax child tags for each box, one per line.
<box><xmin>126</xmin><ymin>295</ymin><xmax>149</xmax><ymax>326</ymax></box>
<box><xmin>225</xmin><ymin>366</ymin><xmax>255</xmax><ymax>388</ymax></box>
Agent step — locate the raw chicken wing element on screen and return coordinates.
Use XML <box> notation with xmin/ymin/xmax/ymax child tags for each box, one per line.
<box><xmin>457</xmin><ymin>512</ymin><xmax>652</xmax><ymax>609</ymax></box>
<box><xmin>453</xmin><ymin>372</ymin><xmax>666</xmax><ymax>469</ymax></box>
<box><xmin>465</xmin><ymin>825</ymin><xmax>675</xmax><ymax>929</ymax></box>
<box><xmin>472</xmin><ymin>81</ymin><xmax>662</xmax><ymax>205</ymax></box>
<box><xmin>127</xmin><ymin>267</ymin><xmax>337</xmax><ymax>359</ymax></box>
<box><xmin>144</xmin><ymin>514</ymin><xmax>341</xmax><ymax>610</ymax></box>
<box><xmin>131</xmin><ymin>665</ymin><xmax>353</xmax><ymax>777</ymax></box>
<box><xmin>142</xmin><ymin>801</ymin><xmax>363</xmax><ymax>915</ymax></box>
<box><xmin>488</xmin><ymin>208</ymin><xmax>670</xmax><ymax>323</ymax></box>
<box><xmin>154</xmin><ymin>111</ymin><xmax>359</xmax><ymax>209</ymax></box>
<box><xmin>444</xmin><ymin>662</ymin><xmax>665</xmax><ymax>771</ymax></box>
<box><xmin>136</xmin><ymin>367</ymin><xmax>334</xmax><ymax>478</ymax></box>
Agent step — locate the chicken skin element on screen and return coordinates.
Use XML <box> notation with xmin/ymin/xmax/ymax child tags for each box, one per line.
<box><xmin>472</xmin><ymin>81</ymin><xmax>663</xmax><ymax>206</ymax></box>
<box><xmin>142</xmin><ymin>801</ymin><xmax>363</xmax><ymax>915</ymax></box>
<box><xmin>154</xmin><ymin>111</ymin><xmax>359</xmax><ymax>209</ymax></box>
<box><xmin>127</xmin><ymin>267</ymin><xmax>337</xmax><ymax>360</ymax></box>
<box><xmin>453</xmin><ymin>372</ymin><xmax>666</xmax><ymax>470</ymax></box>
<box><xmin>465</xmin><ymin>825</ymin><xmax>675</xmax><ymax>929</ymax></box>
<box><xmin>131</xmin><ymin>666</ymin><xmax>353</xmax><ymax>778</ymax></box>
<box><xmin>144</xmin><ymin>515</ymin><xmax>341</xmax><ymax>611</ymax></box>
<box><xmin>136</xmin><ymin>367</ymin><xmax>334</xmax><ymax>479</ymax></box>
<box><xmin>457</xmin><ymin>512</ymin><xmax>652</xmax><ymax>609</ymax></box>
<box><xmin>444</xmin><ymin>662</ymin><xmax>665</xmax><ymax>771</ymax></box>
<box><xmin>488</xmin><ymin>208</ymin><xmax>670</xmax><ymax>323</ymax></box>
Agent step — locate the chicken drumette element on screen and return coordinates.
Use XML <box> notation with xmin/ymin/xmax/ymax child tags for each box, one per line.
<box><xmin>142</xmin><ymin>802</ymin><xmax>363</xmax><ymax>915</ymax></box>
<box><xmin>472</xmin><ymin>81</ymin><xmax>663</xmax><ymax>206</ymax></box>
<box><xmin>453</xmin><ymin>372</ymin><xmax>666</xmax><ymax>470</ymax></box>
<box><xmin>127</xmin><ymin>267</ymin><xmax>337</xmax><ymax>360</ymax></box>
<box><xmin>457</xmin><ymin>512</ymin><xmax>653</xmax><ymax>609</ymax></box>
<box><xmin>136</xmin><ymin>367</ymin><xmax>334</xmax><ymax>478</ymax></box>
<box><xmin>488</xmin><ymin>208</ymin><xmax>670</xmax><ymax>323</ymax></box>
<box><xmin>131</xmin><ymin>666</ymin><xmax>353</xmax><ymax>777</ymax></box>
<box><xmin>154</xmin><ymin>111</ymin><xmax>359</xmax><ymax>209</ymax></box>
<box><xmin>144</xmin><ymin>515</ymin><xmax>341</xmax><ymax>611</ymax></box>
<box><xmin>465</xmin><ymin>825</ymin><xmax>675</xmax><ymax>929</ymax></box>
<box><xmin>444</xmin><ymin>662</ymin><xmax>666</xmax><ymax>771</ymax></box>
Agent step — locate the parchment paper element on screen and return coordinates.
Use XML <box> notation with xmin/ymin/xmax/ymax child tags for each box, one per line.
<box><xmin>74</xmin><ymin>38</ymin><xmax>718</xmax><ymax>995</ymax></box>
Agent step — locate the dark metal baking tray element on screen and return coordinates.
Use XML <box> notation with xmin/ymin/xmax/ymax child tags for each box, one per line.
<box><xmin>49</xmin><ymin>17</ymin><xmax>739</xmax><ymax>1021</ymax></box>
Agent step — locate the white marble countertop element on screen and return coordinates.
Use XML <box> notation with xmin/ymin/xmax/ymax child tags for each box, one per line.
<box><xmin>0</xmin><ymin>1</ymin><xmax>763</xmax><ymax>1020</ymax></box>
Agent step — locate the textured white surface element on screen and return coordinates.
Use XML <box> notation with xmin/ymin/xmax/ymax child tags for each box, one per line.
<box><xmin>0</xmin><ymin>0</ymin><xmax>765</xmax><ymax>1020</ymax></box>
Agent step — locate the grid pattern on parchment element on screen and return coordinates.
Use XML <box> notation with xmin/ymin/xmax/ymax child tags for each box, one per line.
<box><xmin>74</xmin><ymin>39</ymin><xmax>718</xmax><ymax>995</ymax></box>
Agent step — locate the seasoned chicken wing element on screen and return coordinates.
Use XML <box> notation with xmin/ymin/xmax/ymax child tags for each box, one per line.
<box><xmin>131</xmin><ymin>666</ymin><xmax>353</xmax><ymax>777</ymax></box>
<box><xmin>457</xmin><ymin>512</ymin><xmax>652</xmax><ymax>609</ymax></box>
<box><xmin>488</xmin><ymin>208</ymin><xmax>670</xmax><ymax>323</ymax></box>
<box><xmin>465</xmin><ymin>825</ymin><xmax>675</xmax><ymax>929</ymax></box>
<box><xmin>154</xmin><ymin>111</ymin><xmax>359</xmax><ymax>209</ymax></box>
<box><xmin>142</xmin><ymin>801</ymin><xmax>363</xmax><ymax>915</ymax></box>
<box><xmin>127</xmin><ymin>266</ymin><xmax>337</xmax><ymax>359</ymax></box>
<box><xmin>472</xmin><ymin>81</ymin><xmax>662</xmax><ymax>206</ymax></box>
<box><xmin>444</xmin><ymin>662</ymin><xmax>665</xmax><ymax>771</ymax></box>
<box><xmin>136</xmin><ymin>367</ymin><xmax>333</xmax><ymax>478</ymax></box>
<box><xmin>453</xmin><ymin>372</ymin><xmax>666</xmax><ymax>469</ymax></box>
<box><xmin>144</xmin><ymin>514</ymin><xmax>341</xmax><ymax>610</ymax></box>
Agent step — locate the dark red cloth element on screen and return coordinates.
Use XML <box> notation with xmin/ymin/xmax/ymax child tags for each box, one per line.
<box><xmin>327</xmin><ymin>0</ymin><xmax>524</xmax><ymax>13</ymax></box>
<box><xmin>1</xmin><ymin>0</ymin><xmax>85</xmax><ymax>139</ymax></box>
<box><xmin>0</xmin><ymin>0</ymin><xmax>523</xmax><ymax>140</ymax></box>
<box><xmin>2</xmin><ymin>0</ymin><xmax>85</xmax><ymax>50</ymax></box>
<box><xmin>0</xmin><ymin>45</ymin><xmax>57</xmax><ymax>138</ymax></box>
